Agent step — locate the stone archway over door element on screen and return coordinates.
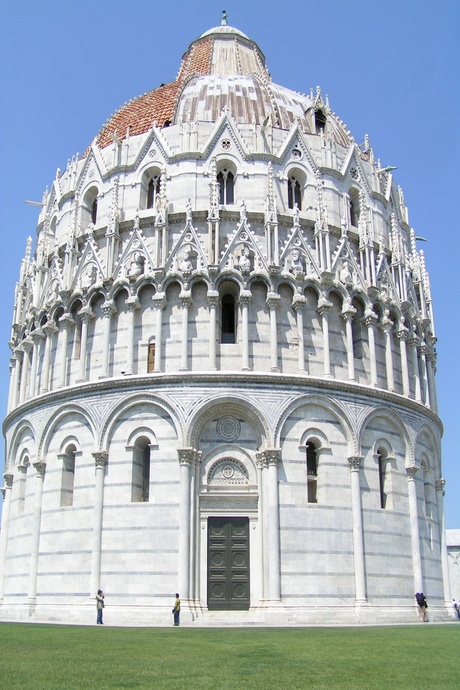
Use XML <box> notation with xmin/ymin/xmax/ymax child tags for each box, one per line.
<box><xmin>207</xmin><ymin>516</ymin><xmax>250</xmax><ymax>610</ymax></box>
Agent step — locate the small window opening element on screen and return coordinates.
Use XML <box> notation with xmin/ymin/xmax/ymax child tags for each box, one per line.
<box><xmin>147</xmin><ymin>342</ymin><xmax>156</xmax><ymax>373</ymax></box>
<box><xmin>306</xmin><ymin>442</ymin><xmax>318</xmax><ymax>504</ymax></box>
<box><xmin>221</xmin><ymin>294</ymin><xmax>236</xmax><ymax>343</ymax></box>
<box><xmin>315</xmin><ymin>109</ymin><xmax>327</xmax><ymax>134</ymax></box>
<box><xmin>288</xmin><ymin>177</ymin><xmax>301</xmax><ymax>210</ymax></box>
<box><xmin>131</xmin><ymin>438</ymin><xmax>151</xmax><ymax>503</ymax></box>
<box><xmin>349</xmin><ymin>191</ymin><xmax>360</xmax><ymax>227</ymax></box>
<box><xmin>378</xmin><ymin>449</ymin><xmax>387</xmax><ymax>509</ymax></box>
<box><xmin>91</xmin><ymin>198</ymin><xmax>98</xmax><ymax>224</ymax></box>
<box><xmin>60</xmin><ymin>445</ymin><xmax>76</xmax><ymax>507</ymax></box>
<box><xmin>217</xmin><ymin>170</ymin><xmax>234</xmax><ymax>205</ymax></box>
<box><xmin>147</xmin><ymin>176</ymin><xmax>160</xmax><ymax>209</ymax></box>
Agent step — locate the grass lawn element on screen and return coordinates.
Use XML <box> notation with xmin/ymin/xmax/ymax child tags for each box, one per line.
<box><xmin>0</xmin><ymin>623</ymin><xmax>458</xmax><ymax>689</ymax></box>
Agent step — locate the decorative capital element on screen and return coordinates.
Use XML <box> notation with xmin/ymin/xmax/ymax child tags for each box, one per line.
<box><xmin>435</xmin><ymin>478</ymin><xmax>446</xmax><ymax>492</ymax></box>
<box><xmin>3</xmin><ymin>473</ymin><xmax>14</xmax><ymax>489</ymax></box>
<box><xmin>266</xmin><ymin>293</ymin><xmax>281</xmax><ymax>310</ymax></box>
<box><xmin>102</xmin><ymin>300</ymin><xmax>117</xmax><ymax>318</ymax></box>
<box><xmin>177</xmin><ymin>448</ymin><xmax>198</xmax><ymax>466</ymax></box>
<box><xmin>256</xmin><ymin>449</ymin><xmax>281</xmax><ymax>467</ymax></box>
<box><xmin>152</xmin><ymin>292</ymin><xmax>166</xmax><ymax>310</ymax></box>
<box><xmin>292</xmin><ymin>295</ymin><xmax>306</xmax><ymax>312</ymax></box>
<box><xmin>92</xmin><ymin>451</ymin><xmax>108</xmax><ymax>468</ymax></box>
<box><xmin>33</xmin><ymin>461</ymin><xmax>47</xmax><ymax>478</ymax></box>
<box><xmin>239</xmin><ymin>290</ymin><xmax>252</xmax><ymax>306</ymax></box>
<box><xmin>406</xmin><ymin>466</ymin><xmax>418</xmax><ymax>479</ymax></box>
<box><xmin>348</xmin><ymin>456</ymin><xmax>363</xmax><ymax>471</ymax></box>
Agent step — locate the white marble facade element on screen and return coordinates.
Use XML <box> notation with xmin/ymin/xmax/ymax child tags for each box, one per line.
<box><xmin>0</xmin><ymin>21</ymin><xmax>450</xmax><ymax>625</ymax></box>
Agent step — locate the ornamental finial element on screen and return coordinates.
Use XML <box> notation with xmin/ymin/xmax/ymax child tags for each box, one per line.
<box><xmin>221</xmin><ymin>10</ymin><xmax>228</xmax><ymax>25</ymax></box>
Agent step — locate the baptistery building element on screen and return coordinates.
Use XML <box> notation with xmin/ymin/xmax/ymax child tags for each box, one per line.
<box><xmin>0</xmin><ymin>19</ymin><xmax>450</xmax><ymax>625</ymax></box>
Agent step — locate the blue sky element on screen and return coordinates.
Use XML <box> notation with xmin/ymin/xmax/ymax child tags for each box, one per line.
<box><xmin>0</xmin><ymin>0</ymin><xmax>458</xmax><ymax>527</ymax></box>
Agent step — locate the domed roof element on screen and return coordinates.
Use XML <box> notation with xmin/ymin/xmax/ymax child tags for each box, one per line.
<box><xmin>94</xmin><ymin>22</ymin><xmax>349</xmax><ymax>151</ymax></box>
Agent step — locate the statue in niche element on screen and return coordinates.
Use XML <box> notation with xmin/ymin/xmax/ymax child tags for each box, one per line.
<box><xmin>239</xmin><ymin>246</ymin><xmax>251</xmax><ymax>272</ymax></box>
<box><xmin>180</xmin><ymin>250</ymin><xmax>193</xmax><ymax>272</ymax></box>
<box><xmin>290</xmin><ymin>249</ymin><xmax>303</xmax><ymax>273</ymax></box>
<box><xmin>81</xmin><ymin>264</ymin><xmax>96</xmax><ymax>290</ymax></box>
<box><xmin>127</xmin><ymin>252</ymin><xmax>144</xmax><ymax>280</ymax></box>
<box><xmin>339</xmin><ymin>257</ymin><xmax>354</xmax><ymax>286</ymax></box>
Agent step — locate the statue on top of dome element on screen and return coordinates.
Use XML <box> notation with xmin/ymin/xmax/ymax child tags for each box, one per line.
<box><xmin>221</xmin><ymin>10</ymin><xmax>228</xmax><ymax>26</ymax></box>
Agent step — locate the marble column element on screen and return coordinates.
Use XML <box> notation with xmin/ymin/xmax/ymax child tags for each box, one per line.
<box><xmin>381</xmin><ymin>317</ymin><xmax>395</xmax><ymax>392</ymax></box>
<box><xmin>435</xmin><ymin>478</ymin><xmax>451</xmax><ymax>604</ymax></box>
<box><xmin>318</xmin><ymin>300</ymin><xmax>333</xmax><ymax>378</ymax></box>
<box><xmin>177</xmin><ymin>448</ymin><xmax>196</xmax><ymax>600</ymax></box>
<box><xmin>152</xmin><ymin>292</ymin><xmax>166</xmax><ymax>372</ymax></box>
<box><xmin>0</xmin><ymin>474</ymin><xmax>14</xmax><ymax>601</ymax></box>
<box><xmin>240</xmin><ymin>290</ymin><xmax>252</xmax><ymax>371</ymax></box>
<box><xmin>100</xmin><ymin>301</ymin><xmax>117</xmax><ymax>379</ymax></box>
<box><xmin>426</xmin><ymin>353</ymin><xmax>438</xmax><ymax>414</ymax></box>
<box><xmin>179</xmin><ymin>290</ymin><xmax>191</xmax><ymax>371</ymax></box>
<box><xmin>267</xmin><ymin>293</ymin><xmax>280</xmax><ymax>372</ymax></box>
<box><xmin>124</xmin><ymin>297</ymin><xmax>140</xmax><ymax>375</ymax></box>
<box><xmin>90</xmin><ymin>452</ymin><xmax>108</xmax><ymax>598</ymax></box>
<box><xmin>348</xmin><ymin>456</ymin><xmax>367</xmax><ymax>603</ymax></box>
<box><xmin>40</xmin><ymin>320</ymin><xmax>58</xmax><ymax>394</ymax></box>
<box><xmin>408</xmin><ymin>335</ymin><xmax>422</xmax><ymax>402</ymax></box>
<box><xmin>292</xmin><ymin>296</ymin><xmax>306</xmax><ymax>373</ymax></box>
<box><xmin>341</xmin><ymin>307</ymin><xmax>356</xmax><ymax>382</ymax></box>
<box><xmin>364</xmin><ymin>313</ymin><xmax>378</xmax><ymax>387</ymax></box>
<box><xmin>207</xmin><ymin>291</ymin><xmax>219</xmax><ymax>371</ymax></box>
<box><xmin>28</xmin><ymin>462</ymin><xmax>46</xmax><ymax>603</ymax></box>
<box><xmin>19</xmin><ymin>341</ymin><xmax>31</xmax><ymax>404</ymax></box>
<box><xmin>256</xmin><ymin>454</ymin><xmax>268</xmax><ymax>600</ymax></box>
<box><xmin>58</xmin><ymin>314</ymin><xmax>74</xmax><ymax>388</ymax></box>
<box><xmin>266</xmin><ymin>449</ymin><xmax>282</xmax><ymax>601</ymax></box>
<box><xmin>406</xmin><ymin>467</ymin><xmax>423</xmax><ymax>594</ymax></box>
<box><xmin>77</xmin><ymin>308</ymin><xmax>94</xmax><ymax>382</ymax></box>
<box><xmin>418</xmin><ymin>342</ymin><xmax>430</xmax><ymax>407</ymax></box>
<box><xmin>396</xmin><ymin>328</ymin><xmax>410</xmax><ymax>397</ymax></box>
<box><xmin>7</xmin><ymin>353</ymin><xmax>21</xmax><ymax>413</ymax></box>
<box><xmin>29</xmin><ymin>329</ymin><xmax>44</xmax><ymax>398</ymax></box>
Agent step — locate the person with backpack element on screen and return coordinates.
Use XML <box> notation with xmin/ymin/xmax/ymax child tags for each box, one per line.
<box><xmin>415</xmin><ymin>592</ymin><xmax>428</xmax><ymax>622</ymax></box>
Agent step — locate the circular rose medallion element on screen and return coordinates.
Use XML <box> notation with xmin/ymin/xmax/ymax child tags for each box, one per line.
<box><xmin>216</xmin><ymin>416</ymin><xmax>241</xmax><ymax>442</ymax></box>
<box><xmin>222</xmin><ymin>464</ymin><xmax>235</xmax><ymax>479</ymax></box>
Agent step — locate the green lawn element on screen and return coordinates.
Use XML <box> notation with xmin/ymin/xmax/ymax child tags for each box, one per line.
<box><xmin>0</xmin><ymin>623</ymin><xmax>458</xmax><ymax>689</ymax></box>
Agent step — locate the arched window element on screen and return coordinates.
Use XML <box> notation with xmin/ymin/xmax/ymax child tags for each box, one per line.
<box><xmin>377</xmin><ymin>448</ymin><xmax>388</xmax><ymax>509</ymax></box>
<box><xmin>288</xmin><ymin>176</ymin><xmax>302</xmax><ymax>210</ymax></box>
<box><xmin>217</xmin><ymin>169</ymin><xmax>234</xmax><ymax>205</ymax></box>
<box><xmin>81</xmin><ymin>186</ymin><xmax>99</xmax><ymax>231</ymax></box>
<box><xmin>131</xmin><ymin>437</ymin><xmax>151</xmax><ymax>502</ymax></box>
<box><xmin>221</xmin><ymin>294</ymin><xmax>236</xmax><ymax>343</ymax></box>
<box><xmin>60</xmin><ymin>445</ymin><xmax>76</xmax><ymax>507</ymax></box>
<box><xmin>147</xmin><ymin>341</ymin><xmax>156</xmax><ymax>373</ymax></box>
<box><xmin>306</xmin><ymin>441</ymin><xmax>318</xmax><ymax>504</ymax></box>
<box><xmin>147</xmin><ymin>176</ymin><xmax>160</xmax><ymax>209</ymax></box>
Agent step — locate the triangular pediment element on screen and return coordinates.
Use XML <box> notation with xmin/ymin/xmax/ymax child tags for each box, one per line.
<box><xmin>341</xmin><ymin>144</ymin><xmax>371</xmax><ymax>195</ymax></box>
<box><xmin>133</xmin><ymin>126</ymin><xmax>172</xmax><ymax>170</ymax></box>
<box><xmin>76</xmin><ymin>143</ymin><xmax>106</xmax><ymax>195</ymax></box>
<box><xmin>331</xmin><ymin>237</ymin><xmax>367</xmax><ymax>292</ymax></box>
<box><xmin>279</xmin><ymin>218</ymin><xmax>320</xmax><ymax>277</ymax></box>
<box><xmin>276</xmin><ymin>125</ymin><xmax>318</xmax><ymax>172</ymax></box>
<box><xmin>164</xmin><ymin>213</ymin><xmax>208</xmax><ymax>274</ymax></box>
<box><xmin>71</xmin><ymin>238</ymin><xmax>106</xmax><ymax>295</ymax></box>
<box><xmin>39</xmin><ymin>256</ymin><xmax>64</xmax><ymax>309</ymax></box>
<box><xmin>375</xmin><ymin>253</ymin><xmax>400</xmax><ymax>306</ymax></box>
<box><xmin>220</xmin><ymin>212</ymin><xmax>268</xmax><ymax>273</ymax></box>
<box><xmin>201</xmin><ymin>113</ymin><xmax>250</xmax><ymax>161</ymax></box>
<box><xmin>113</xmin><ymin>226</ymin><xmax>156</xmax><ymax>282</ymax></box>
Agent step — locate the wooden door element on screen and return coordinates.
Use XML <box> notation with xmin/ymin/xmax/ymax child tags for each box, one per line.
<box><xmin>207</xmin><ymin>516</ymin><xmax>250</xmax><ymax>610</ymax></box>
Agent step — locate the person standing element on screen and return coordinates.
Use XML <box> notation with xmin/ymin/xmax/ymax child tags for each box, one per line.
<box><xmin>453</xmin><ymin>599</ymin><xmax>460</xmax><ymax>620</ymax></box>
<box><xmin>172</xmin><ymin>593</ymin><xmax>180</xmax><ymax>626</ymax></box>
<box><xmin>415</xmin><ymin>592</ymin><xmax>428</xmax><ymax>622</ymax></box>
<box><xmin>96</xmin><ymin>589</ymin><xmax>105</xmax><ymax>625</ymax></box>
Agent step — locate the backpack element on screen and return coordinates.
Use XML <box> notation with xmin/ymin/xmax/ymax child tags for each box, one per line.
<box><xmin>415</xmin><ymin>593</ymin><xmax>425</xmax><ymax>607</ymax></box>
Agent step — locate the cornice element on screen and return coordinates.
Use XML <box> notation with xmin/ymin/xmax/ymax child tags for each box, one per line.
<box><xmin>3</xmin><ymin>370</ymin><xmax>442</xmax><ymax>436</ymax></box>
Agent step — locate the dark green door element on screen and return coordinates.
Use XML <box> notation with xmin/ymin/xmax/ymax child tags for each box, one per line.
<box><xmin>207</xmin><ymin>517</ymin><xmax>250</xmax><ymax>610</ymax></box>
